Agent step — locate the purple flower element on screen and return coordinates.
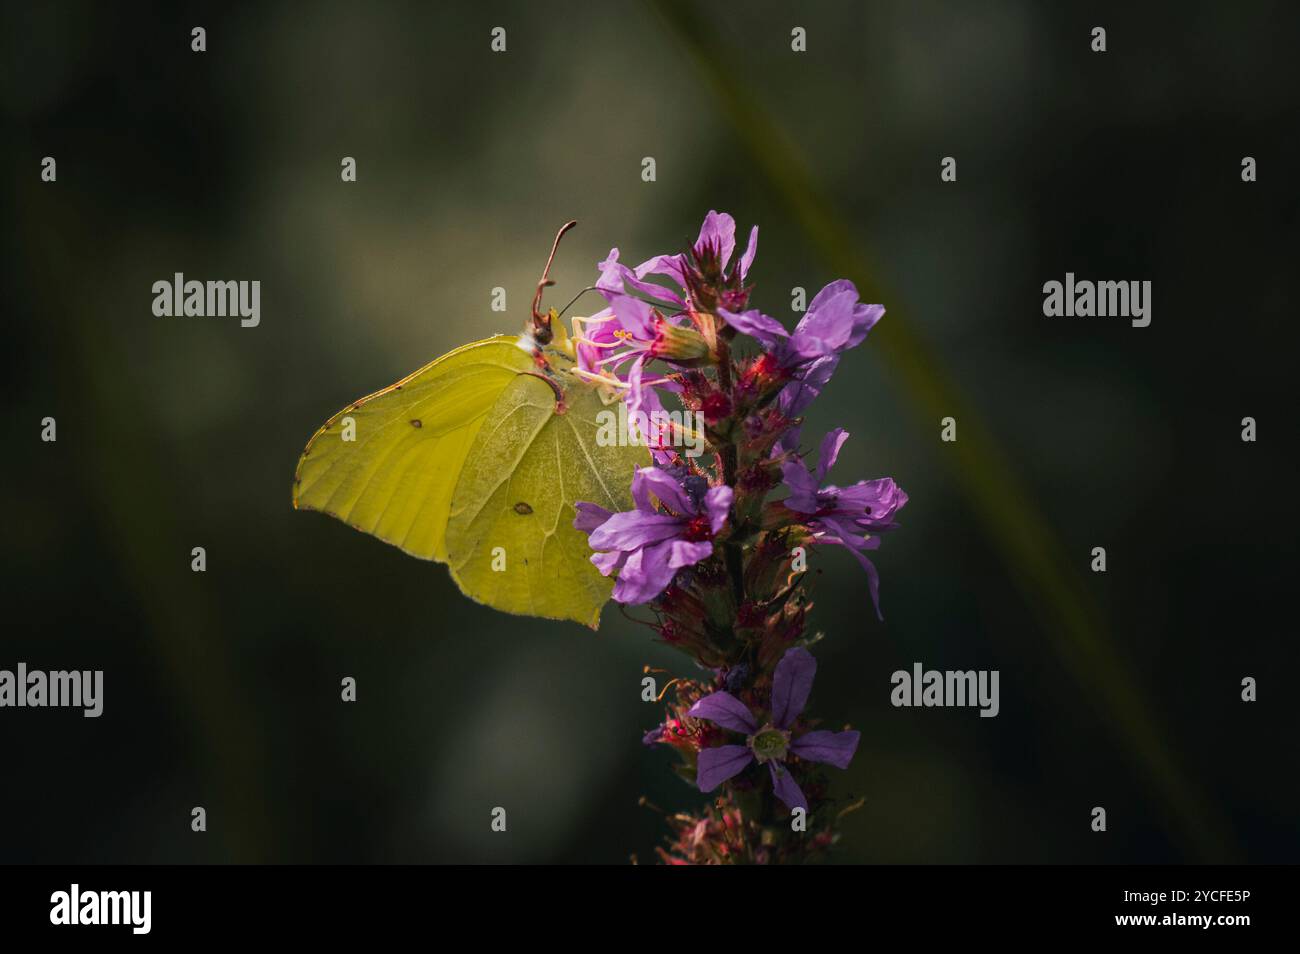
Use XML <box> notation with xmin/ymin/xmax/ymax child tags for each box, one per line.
<box><xmin>721</xmin><ymin>280</ymin><xmax>884</xmax><ymax>423</ymax></box>
<box><xmin>688</xmin><ymin>647</ymin><xmax>859</xmax><ymax>811</ymax></box>
<box><xmin>635</xmin><ymin>210</ymin><xmax>759</xmax><ymax>310</ymax></box>
<box><xmin>777</xmin><ymin>354</ymin><xmax>840</xmax><ymax>421</ymax></box>
<box><xmin>575</xmin><ymin>466</ymin><xmax>733</xmax><ymax>605</ymax></box>
<box><xmin>571</xmin><ymin>212</ymin><xmax>760</xmax><ymax>432</ymax></box>
<box><xmin>781</xmin><ymin>428</ymin><xmax>908</xmax><ymax>618</ymax></box>
<box><xmin>721</xmin><ymin>280</ymin><xmax>882</xmax><ymax>361</ymax></box>
<box><xmin>595</xmin><ymin>247</ymin><xmax>684</xmax><ymax>310</ymax></box>
<box><xmin>573</xmin><ymin>295</ymin><xmax>706</xmax><ymax>419</ymax></box>
<box><xmin>571</xmin><ymin>248</ymin><xmax>712</xmax><ymax>430</ymax></box>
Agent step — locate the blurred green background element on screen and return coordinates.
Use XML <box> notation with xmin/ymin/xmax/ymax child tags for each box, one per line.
<box><xmin>3</xmin><ymin>0</ymin><xmax>1297</xmax><ymax>863</ymax></box>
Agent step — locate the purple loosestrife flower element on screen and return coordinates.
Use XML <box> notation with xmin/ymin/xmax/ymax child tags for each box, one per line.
<box><xmin>572</xmin><ymin>212</ymin><xmax>759</xmax><ymax>430</ymax></box>
<box><xmin>721</xmin><ymin>279</ymin><xmax>884</xmax><ymax>420</ymax></box>
<box><xmin>572</xmin><ymin>247</ymin><xmax>691</xmax><ymax>376</ymax></box>
<box><xmin>688</xmin><ymin>647</ymin><xmax>859</xmax><ymax>811</ymax></box>
<box><xmin>595</xmin><ymin>247</ymin><xmax>685</xmax><ymax>311</ymax></box>
<box><xmin>571</xmin><ymin>294</ymin><xmax>705</xmax><ymax>422</ymax></box>
<box><xmin>575</xmin><ymin>466</ymin><xmax>733</xmax><ymax>605</ymax></box>
<box><xmin>720</xmin><ymin>280</ymin><xmax>882</xmax><ymax>367</ymax></box>
<box><xmin>636</xmin><ymin>210</ymin><xmax>759</xmax><ymax>312</ymax></box>
<box><xmin>781</xmin><ymin>428</ymin><xmax>908</xmax><ymax>619</ymax></box>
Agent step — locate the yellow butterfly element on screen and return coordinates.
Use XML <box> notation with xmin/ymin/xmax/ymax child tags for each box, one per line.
<box><xmin>293</xmin><ymin>224</ymin><xmax>648</xmax><ymax>628</ymax></box>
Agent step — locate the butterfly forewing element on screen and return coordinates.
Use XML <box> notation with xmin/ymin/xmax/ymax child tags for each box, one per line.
<box><xmin>293</xmin><ymin>336</ymin><xmax>533</xmax><ymax>562</ymax></box>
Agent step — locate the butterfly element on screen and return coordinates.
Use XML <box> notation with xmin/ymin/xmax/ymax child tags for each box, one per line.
<box><xmin>292</xmin><ymin>223</ymin><xmax>648</xmax><ymax>628</ymax></box>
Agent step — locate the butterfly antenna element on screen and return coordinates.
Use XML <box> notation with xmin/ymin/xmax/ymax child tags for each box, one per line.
<box><xmin>531</xmin><ymin>220</ymin><xmax>578</xmax><ymax>345</ymax></box>
<box><xmin>557</xmin><ymin>285</ymin><xmax>601</xmax><ymax>319</ymax></box>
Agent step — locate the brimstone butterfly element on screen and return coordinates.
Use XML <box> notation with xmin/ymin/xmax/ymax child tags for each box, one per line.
<box><xmin>292</xmin><ymin>223</ymin><xmax>648</xmax><ymax>628</ymax></box>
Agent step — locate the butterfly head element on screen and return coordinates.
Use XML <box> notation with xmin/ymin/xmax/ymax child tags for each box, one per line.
<box><xmin>517</xmin><ymin>307</ymin><xmax>573</xmax><ymax>364</ymax></box>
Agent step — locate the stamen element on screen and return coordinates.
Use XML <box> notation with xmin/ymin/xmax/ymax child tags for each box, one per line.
<box><xmin>570</xmin><ymin>367</ymin><xmax>630</xmax><ymax>389</ymax></box>
<box><xmin>595</xmin><ymin>349</ymin><xmax>642</xmax><ymax>368</ymax></box>
<box><xmin>573</xmin><ymin>336</ymin><xmax>624</xmax><ymax>350</ymax></box>
<box><xmin>656</xmin><ymin>678</ymin><xmax>683</xmax><ymax>702</ymax></box>
<box><xmin>836</xmin><ymin>797</ymin><xmax>867</xmax><ymax>821</ymax></box>
<box><xmin>571</xmin><ymin>314</ymin><xmax>616</xmax><ymax>339</ymax></box>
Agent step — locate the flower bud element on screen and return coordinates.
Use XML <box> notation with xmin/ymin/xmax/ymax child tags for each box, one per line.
<box><xmin>649</xmin><ymin>319</ymin><xmax>711</xmax><ymax>362</ymax></box>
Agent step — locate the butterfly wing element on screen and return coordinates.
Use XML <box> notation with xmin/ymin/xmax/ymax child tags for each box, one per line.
<box><xmin>292</xmin><ymin>336</ymin><xmax>533</xmax><ymax>562</ymax></box>
<box><xmin>445</xmin><ymin>369</ymin><xmax>647</xmax><ymax>628</ymax></box>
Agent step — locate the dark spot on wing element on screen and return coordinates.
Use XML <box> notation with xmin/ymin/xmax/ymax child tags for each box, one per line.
<box><xmin>514</xmin><ymin>502</ymin><xmax>534</xmax><ymax>515</ymax></box>
<box><xmin>410</xmin><ymin>419</ymin><xmax>422</xmax><ymax>428</ymax></box>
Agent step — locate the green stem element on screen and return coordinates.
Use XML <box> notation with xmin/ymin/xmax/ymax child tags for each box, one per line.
<box><xmin>715</xmin><ymin>335</ymin><xmax>747</xmax><ymax>616</ymax></box>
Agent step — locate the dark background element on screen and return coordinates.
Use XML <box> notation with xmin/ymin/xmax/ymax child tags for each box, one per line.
<box><xmin>2</xmin><ymin>0</ymin><xmax>1296</xmax><ymax>863</ymax></box>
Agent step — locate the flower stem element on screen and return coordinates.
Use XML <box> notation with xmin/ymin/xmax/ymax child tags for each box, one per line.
<box><xmin>715</xmin><ymin>334</ymin><xmax>746</xmax><ymax>616</ymax></box>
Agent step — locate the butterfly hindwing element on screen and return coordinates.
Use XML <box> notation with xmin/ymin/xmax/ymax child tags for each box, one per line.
<box><xmin>445</xmin><ymin>369</ymin><xmax>647</xmax><ymax>628</ymax></box>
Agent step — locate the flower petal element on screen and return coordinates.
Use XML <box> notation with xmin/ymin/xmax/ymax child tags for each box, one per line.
<box><xmin>737</xmin><ymin>225</ymin><xmax>758</xmax><ymax>280</ymax></box>
<box><xmin>768</xmin><ymin>761</ymin><xmax>808</xmax><ymax>812</ymax></box>
<box><xmin>789</xmin><ymin>729</ymin><xmax>860</xmax><ymax>769</ymax></box>
<box><xmin>703</xmin><ymin>485</ymin><xmax>734</xmax><ymax>536</ymax></box>
<box><xmin>688</xmin><ymin>690</ymin><xmax>759</xmax><ymax>735</ymax></box>
<box><xmin>612</xmin><ymin>294</ymin><xmax>657</xmax><ymax>340</ymax></box>
<box><xmin>790</xmin><ymin>281</ymin><xmax>883</xmax><ymax>359</ymax></box>
<box><xmin>771</xmin><ymin>646</ymin><xmax>817</xmax><ymax>729</ymax></box>
<box><xmin>696</xmin><ymin>744</ymin><xmax>754</xmax><ymax>792</ymax></box>
<box><xmin>717</xmin><ymin>307</ymin><xmax>788</xmax><ymax>348</ymax></box>
<box><xmin>628</xmin><ymin>379</ymin><xmax>677</xmax><ymax>466</ymax></box>
<box><xmin>665</xmin><ymin>538</ymin><xmax>713</xmax><ymax>569</ymax></box>
<box><xmin>595</xmin><ymin>248</ymin><xmax>629</xmax><ymax>296</ymax></box>
<box><xmin>609</xmin><ymin>541</ymin><xmax>682</xmax><ymax>605</ymax></box>
<box><xmin>816</xmin><ymin>428</ymin><xmax>850</xmax><ymax>484</ymax></box>
<box><xmin>631</xmin><ymin>466</ymin><xmax>694</xmax><ymax>516</ymax></box>
<box><xmin>574</xmin><ymin>305</ymin><xmax>618</xmax><ymax>373</ymax></box>
<box><xmin>623</xmin><ymin>356</ymin><xmax>657</xmax><ymax>426</ymax></box>
<box><xmin>776</xmin><ymin>354</ymin><xmax>840</xmax><ymax>424</ymax></box>
<box><xmin>635</xmin><ymin>253</ymin><xmax>689</xmax><ymax>291</ymax></box>
<box><xmin>694</xmin><ymin>210</ymin><xmax>737</xmax><ymax>272</ymax></box>
<box><xmin>780</xmin><ymin>459</ymin><xmax>821</xmax><ymax>513</ymax></box>
<box><xmin>804</xmin><ymin>278</ymin><xmax>859</xmax><ymax>320</ymax></box>
<box><xmin>833</xmin><ymin>477</ymin><xmax>909</xmax><ymax>528</ymax></box>
<box><xmin>587</xmin><ymin>509</ymin><xmax>683</xmax><ymax>551</ymax></box>
<box><xmin>590</xmin><ymin>547</ymin><xmax>629</xmax><ymax>577</ymax></box>
<box><xmin>573</xmin><ymin>501</ymin><xmax>612</xmax><ymax>534</ymax></box>
<box><xmin>597</xmin><ymin>248</ymin><xmax>683</xmax><ymax>306</ymax></box>
<box><xmin>816</xmin><ymin>513</ymin><xmax>871</xmax><ymax>550</ymax></box>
